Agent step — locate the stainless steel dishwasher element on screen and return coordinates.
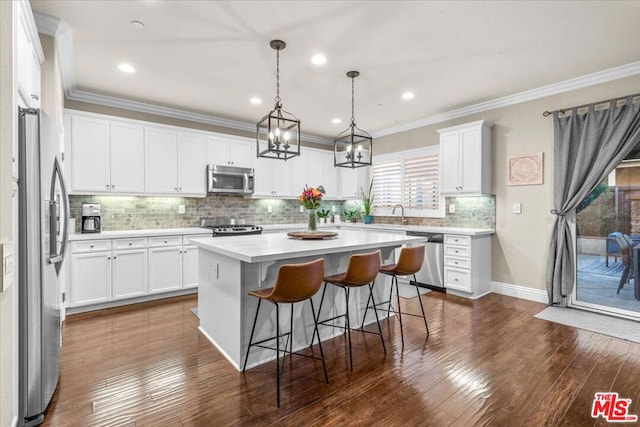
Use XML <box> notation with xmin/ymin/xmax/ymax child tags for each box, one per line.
<box><xmin>405</xmin><ymin>231</ymin><xmax>445</xmax><ymax>292</ymax></box>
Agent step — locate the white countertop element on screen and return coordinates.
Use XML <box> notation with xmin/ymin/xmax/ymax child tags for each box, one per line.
<box><xmin>261</xmin><ymin>222</ymin><xmax>495</xmax><ymax>236</ymax></box>
<box><xmin>188</xmin><ymin>229</ymin><xmax>427</xmax><ymax>263</ymax></box>
<box><xmin>68</xmin><ymin>227</ymin><xmax>212</xmax><ymax>241</ymax></box>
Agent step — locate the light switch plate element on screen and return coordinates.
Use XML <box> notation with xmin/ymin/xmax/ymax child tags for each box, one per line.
<box><xmin>267</xmin><ymin>205</ymin><xmax>273</xmax><ymax>213</ymax></box>
<box><xmin>178</xmin><ymin>205</ymin><xmax>186</xmax><ymax>214</ymax></box>
<box><xmin>299</xmin><ymin>205</ymin><xmax>304</xmax><ymax>213</ymax></box>
<box><xmin>1</xmin><ymin>242</ymin><xmax>15</xmax><ymax>293</ymax></box>
<box><xmin>513</xmin><ymin>203</ymin><xmax>522</xmax><ymax>214</ymax></box>
<box><xmin>331</xmin><ymin>205</ymin><xmax>336</xmax><ymax>213</ymax></box>
<box><xmin>448</xmin><ymin>204</ymin><xmax>455</xmax><ymax>214</ymax></box>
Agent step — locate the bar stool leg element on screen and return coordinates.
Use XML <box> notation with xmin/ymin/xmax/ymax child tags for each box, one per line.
<box><xmin>310</xmin><ymin>282</ymin><xmax>328</xmax><ymax>348</ymax></box>
<box><xmin>309</xmin><ymin>298</ymin><xmax>329</xmax><ymax>383</ymax></box>
<box><xmin>394</xmin><ymin>275</ymin><xmax>405</xmax><ymax>347</ymax></box>
<box><xmin>344</xmin><ymin>287</ymin><xmax>353</xmax><ymax>371</ymax></box>
<box><xmin>386</xmin><ymin>277</ymin><xmax>395</xmax><ymax>320</ymax></box>
<box><xmin>275</xmin><ymin>303</ymin><xmax>281</xmax><ymax>407</ymax></box>
<box><xmin>413</xmin><ymin>274</ymin><xmax>429</xmax><ymax>334</ymax></box>
<box><xmin>360</xmin><ymin>288</ymin><xmax>374</xmax><ymax>329</ymax></box>
<box><xmin>368</xmin><ymin>282</ymin><xmax>386</xmax><ymax>354</ymax></box>
<box><xmin>243</xmin><ymin>298</ymin><xmax>262</xmax><ymax>371</ymax></box>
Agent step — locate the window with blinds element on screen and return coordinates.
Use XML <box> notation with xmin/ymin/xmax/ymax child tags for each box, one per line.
<box><xmin>371</xmin><ymin>147</ymin><xmax>443</xmax><ymax>217</ymax></box>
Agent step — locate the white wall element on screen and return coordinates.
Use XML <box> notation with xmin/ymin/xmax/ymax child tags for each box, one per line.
<box><xmin>375</xmin><ymin>74</ymin><xmax>640</xmax><ymax>293</ymax></box>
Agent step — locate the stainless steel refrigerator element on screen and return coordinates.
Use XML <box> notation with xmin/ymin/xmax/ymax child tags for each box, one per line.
<box><xmin>18</xmin><ymin>107</ymin><xmax>69</xmax><ymax>427</ymax></box>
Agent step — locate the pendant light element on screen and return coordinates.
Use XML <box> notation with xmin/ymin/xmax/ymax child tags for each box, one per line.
<box><xmin>334</xmin><ymin>71</ymin><xmax>372</xmax><ymax>168</ymax></box>
<box><xmin>256</xmin><ymin>40</ymin><xmax>300</xmax><ymax>161</ymax></box>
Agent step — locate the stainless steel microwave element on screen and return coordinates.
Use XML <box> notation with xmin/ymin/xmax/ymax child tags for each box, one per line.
<box><xmin>207</xmin><ymin>164</ymin><xmax>254</xmax><ymax>195</ymax></box>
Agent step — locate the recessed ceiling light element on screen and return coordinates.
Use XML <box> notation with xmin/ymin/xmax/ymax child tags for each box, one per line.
<box><xmin>118</xmin><ymin>63</ymin><xmax>136</xmax><ymax>73</ymax></box>
<box><xmin>131</xmin><ymin>20</ymin><xmax>145</xmax><ymax>29</ymax></box>
<box><xmin>377</xmin><ymin>103</ymin><xmax>384</xmax><ymax>108</ymax></box>
<box><xmin>311</xmin><ymin>54</ymin><xmax>327</xmax><ymax>65</ymax></box>
<box><xmin>250</xmin><ymin>97</ymin><xmax>262</xmax><ymax>105</ymax></box>
<box><xmin>402</xmin><ymin>92</ymin><xmax>415</xmax><ymax>100</ymax></box>
<box><xmin>331</xmin><ymin>118</ymin><xmax>341</xmax><ymax>124</ymax></box>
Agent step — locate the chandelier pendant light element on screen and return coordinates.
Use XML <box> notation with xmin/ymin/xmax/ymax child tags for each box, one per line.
<box><xmin>256</xmin><ymin>40</ymin><xmax>301</xmax><ymax>161</ymax></box>
<box><xmin>334</xmin><ymin>70</ymin><xmax>372</xmax><ymax>168</ymax></box>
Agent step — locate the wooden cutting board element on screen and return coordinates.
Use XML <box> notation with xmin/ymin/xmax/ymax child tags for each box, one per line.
<box><xmin>286</xmin><ymin>231</ymin><xmax>339</xmax><ymax>240</ymax></box>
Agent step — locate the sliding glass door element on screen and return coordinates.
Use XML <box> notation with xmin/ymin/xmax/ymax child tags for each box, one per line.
<box><xmin>573</xmin><ymin>153</ymin><xmax>640</xmax><ymax>320</ymax></box>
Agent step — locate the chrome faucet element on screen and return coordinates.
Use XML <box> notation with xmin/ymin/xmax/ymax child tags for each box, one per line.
<box><xmin>392</xmin><ymin>204</ymin><xmax>406</xmax><ymax>225</ymax></box>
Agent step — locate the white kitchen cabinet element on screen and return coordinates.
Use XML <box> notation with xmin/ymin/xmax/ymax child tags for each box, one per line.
<box><xmin>338</xmin><ymin>166</ymin><xmax>369</xmax><ymax>199</ymax></box>
<box><xmin>206</xmin><ymin>136</ymin><xmax>253</xmax><ymax>168</ymax></box>
<box><xmin>252</xmin><ymin>146</ymin><xmax>293</xmax><ymax>197</ymax></box>
<box><xmin>178</xmin><ymin>132</ymin><xmax>207</xmax><ymax>196</ymax></box>
<box><xmin>70</xmin><ymin>115</ymin><xmax>110</xmax><ymax>193</ymax></box>
<box><xmin>110</xmin><ymin>121</ymin><xmax>145</xmax><ymax>193</ymax></box>
<box><xmin>182</xmin><ymin>246</ymin><xmax>199</xmax><ymax>289</ymax></box>
<box><xmin>16</xmin><ymin>1</ymin><xmax>42</xmax><ymax>109</ymax></box>
<box><xmin>306</xmin><ymin>149</ymin><xmax>338</xmax><ymax>198</ymax></box>
<box><xmin>70</xmin><ymin>251</ymin><xmax>112</xmax><ymax>306</ymax></box>
<box><xmin>69</xmin><ymin>115</ymin><xmax>145</xmax><ymax>194</ymax></box>
<box><xmin>438</xmin><ymin>120</ymin><xmax>492</xmax><ymax>195</ymax></box>
<box><xmin>148</xmin><ymin>236</ymin><xmax>184</xmax><ymax>293</ymax></box>
<box><xmin>443</xmin><ymin>233</ymin><xmax>491</xmax><ymax>298</ymax></box>
<box><xmin>145</xmin><ymin>127</ymin><xmax>207</xmax><ymax>196</ymax></box>
<box><xmin>112</xmin><ymin>249</ymin><xmax>148</xmax><ymax>300</ymax></box>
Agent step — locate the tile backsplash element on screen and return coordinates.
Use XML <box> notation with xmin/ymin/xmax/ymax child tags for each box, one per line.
<box><xmin>69</xmin><ymin>194</ymin><xmax>495</xmax><ymax>231</ymax></box>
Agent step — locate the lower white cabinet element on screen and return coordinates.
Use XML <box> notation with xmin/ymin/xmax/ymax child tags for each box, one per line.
<box><xmin>443</xmin><ymin>234</ymin><xmax>491</xmax><ymax>298</ymax></box>
<box><xmin>68</xmin><ymin>233</ymin><xmax>209</xmax><ymax>309</ymax></box>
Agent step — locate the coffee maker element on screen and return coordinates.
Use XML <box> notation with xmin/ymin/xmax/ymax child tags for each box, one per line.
<box><xmin>81</xmin><ymin>203</ymin><xmax>101</xmax><ymax>233</ymax></box>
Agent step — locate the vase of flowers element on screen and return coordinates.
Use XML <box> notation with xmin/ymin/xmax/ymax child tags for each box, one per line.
<box><xmin>298</xmin><ymin>185</ymin><xmax>325</xmax><ymax>232</ymax></box>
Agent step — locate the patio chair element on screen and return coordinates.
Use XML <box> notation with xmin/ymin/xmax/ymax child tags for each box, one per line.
<box><xmin>613</xmin><ymin>234</ymin><xmax>634</xmax><ymax>294</ymax></box>
<box><xmin>606</xmin><ymin>232</ymin><xmax>623</xmax><ymax>267</ymax></box>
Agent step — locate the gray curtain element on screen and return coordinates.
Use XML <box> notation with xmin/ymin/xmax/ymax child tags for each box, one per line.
<box><xmin>547</xmin><ymin>96</ymin><xmax>640</xmax><ymax>305</ymax></box>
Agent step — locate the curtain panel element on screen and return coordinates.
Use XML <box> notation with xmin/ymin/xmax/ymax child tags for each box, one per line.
<box><xmin>547</xmin><ymin>97</ymin><xmax>640</xmax><ymax>305</ymax></box>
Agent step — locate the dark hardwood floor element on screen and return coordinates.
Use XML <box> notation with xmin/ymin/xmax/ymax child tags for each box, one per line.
<box><xmin>42</xmin><ymin>292</ymin><xmax>640</xmax><ymax>426</ymax></box>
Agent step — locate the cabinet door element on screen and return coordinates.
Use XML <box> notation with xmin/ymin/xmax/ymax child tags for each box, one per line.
<box><xmin>291</xmin><ymin>150</ymin><xmax>310</xmax><ymax>194</ymax></box>
<box><xmin>205</xmin><ymin>137</ymin><xmax>230</xmax><ymax>166</ymax></box>
<box><xmin>112</xmin><ymin>249</ymin><xmax>148</xmax><ymax>299</ymax></box>
<box><xmin>338</xmin><ymin>167</ymin><xmax>359</xmax><ymax>199</ymax></box>
<box><xmin>70</xmin><ymin>115</ymin><xmax>110</xmax><ymax>193</ymax></box>
<box><xmin>229</xmin><ymin>139</ymin><xmax>253</xmax><ymax>168</ymax></box>
<box><xmin>110</xmin><ymin>121</ymin><xmax>145</xmax><ymax>193</ymax></box>
<box><xmin>271</xmin><ymin>158</ymin><xmax>293</xmax><ymax>197</ymax></box>
<box><xmin>70</xmin><ymin>252</ymin><xmax>111</xmax><ymax>306</ymax></box>
<box><xmin>145</xmin><ymin>127</ymin><xmax>178</xmax><ymax>194</ymax></box>
<box><xmin>182</xmin><ymin>246</ymin><xmax>199</xmax><ymax>289</ymax></box>
<box><xmin>148</xmin><ymin>246</ymin><xmax>183</xmax><ymax>293</ymax></box>
<box><xmin>459</xmin><ymin>128</ymin><xmax>482</xmax><ymax>194</ymax></box>
<box><xmin>307</xmin><ymin>150</ymin><xmax>325</xmax><ymax>190</ymax></box>
<box><xmin>439</xmin><ymin>131</ymin><xmax>461</xmax><ymax>193</ymax></box>
<box><xmin>179</xmin><ymin>133</ymin><xmax>206</xmax><ymax>196</ymax></box>
<box><xmin>251</xmin><ymin>153</ymin><xmax>272</xmax><ymax>197</ymax></box>
<box><xmin>321</xmin><ymin>151</ymin><xmax>338</xmax><ymax>198</ymax></box>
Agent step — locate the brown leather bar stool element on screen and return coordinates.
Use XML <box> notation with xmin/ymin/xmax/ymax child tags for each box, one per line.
<box><xmin>364</xmin><ymin>245</ymin><xmax>429</xmax><ymax>347</ymax></box>
<box><xmin>242</xmin><ymin>258</ymin><xmax>328</xmax><ymax>407</ymax></box>
<box><xmin>313</xmin><ymin>250</ymin><xmax>385</xmax><ymax>371</ymax></box>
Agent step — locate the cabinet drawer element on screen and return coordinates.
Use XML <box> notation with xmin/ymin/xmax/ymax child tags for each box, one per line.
<box><xmin>444</xmin><ymin>245</ymin><xmax>470</xmax><ymax>258</ymax></box>
<box><xmin>444</xmin><ymin>267</ymin><xmax>471</xmax><ymax>292</ymax></box>
<box><xmin>70</xmin><ymin>240</ymin><xmax>111</xmax><ymax>253</ymax></box>
<box><xmin>149</xmin><ymin>236</ymin><xmax>182</xmax><ymax>247</ymax></box>
<box><xmin>183</xmin><ymin>234</ymin><xmax>210</xmax><ymax>245</ymax></box>
<box><xmin>444</xmin><ymin>256</ymin><xmax>470</xmax><ymax>269</ymax></box>
<box><xmin>444</xmin><ymin>234</ymin><xmax>471</xmax><ymax>246</ymax></box>
<box><xmin>113</xmin><ymin>237</ymin><xmax>148</xmax><ymax>250</ymax></box>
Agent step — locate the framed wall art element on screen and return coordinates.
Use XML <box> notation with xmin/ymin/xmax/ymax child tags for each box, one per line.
<box><xmin>507</xmin><ymin>153</ymin><xmax>543</xmax><ymax>186</ymax></box>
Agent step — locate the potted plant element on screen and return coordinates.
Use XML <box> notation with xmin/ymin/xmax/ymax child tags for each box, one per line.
<box><xmin>361</xmin><ymin>179</ymin><xmax>374</xmax><ymax>224</ymax></box>
<box><xmin>317</xmin><ymin>209</ymin><xmax>331</xmax><ymax>224</ymax></box>
<box><xmin>343</xmin><ymin>209</ymin><xmax>359</xmax><ymax>223</ymax></box>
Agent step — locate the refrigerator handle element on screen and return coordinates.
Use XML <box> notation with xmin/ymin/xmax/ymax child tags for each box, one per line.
<box><xmin>48</xmin><ymin>157</ymin><xmax>69</xmax><ymax>273</ymax></box>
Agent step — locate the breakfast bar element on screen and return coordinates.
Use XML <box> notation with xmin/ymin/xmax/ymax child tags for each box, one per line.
<box><xmin>188</xmin><ymin>230</ymin><xmax>427</xmax><ymax>370</ymax></box>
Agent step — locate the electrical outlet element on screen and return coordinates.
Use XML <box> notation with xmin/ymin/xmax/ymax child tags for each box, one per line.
<box><xmin>513</xmin><ymin>203</ymin><xmax>522</xmax><ymax>214</ymax></box>
<box><xmin>448</xmin><ymin>204</ymin><xmax>455</xmax><ymax>214</ymax></box>
<box><xmin>331</xmin><ymin>205</ymin><xmax>336</xmax><ymax>212</ymax></box>
<box><xmin>267</xmin><ymin>205</ymin><xmax>273</xmax><ymax>213</ymax></box>
<box><xmin>1</xmin><ymin>242</ymin><xmax>15</xmax><ymax>292</ymax></box>
<box><xmin>178</xmin><ymin>205</ymin><xmax>186</xmax><ymax>214</ymax></box>
<box><xmin>299</xmin><ymin>205</ymin><xmax>305</xmax><ymax>213</ymax></box>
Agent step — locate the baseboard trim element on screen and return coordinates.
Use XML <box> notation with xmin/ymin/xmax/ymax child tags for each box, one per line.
<box><xmin>491</xmin><ymin>281</ymin><xmax>547</xmax><ymax>304</ymax></box>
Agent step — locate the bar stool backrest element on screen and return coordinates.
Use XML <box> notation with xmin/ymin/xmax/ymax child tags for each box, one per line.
<box><xmin>269</xmin><ymin>258</ymin><xmax>325</xmax><ymax>303</ymax></box>
<box><xmin>343</xmin><ymin>251</ymin><xmax>381</xmax><ymax>285</ymax></box>
<box><xmin>395</xmin><ymin>245</ymin><xmax>426</xmax><ymax>275</ymax></box>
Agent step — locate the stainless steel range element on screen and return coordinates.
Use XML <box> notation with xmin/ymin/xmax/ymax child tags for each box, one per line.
<box><xmin>200</xmin><ymin>218</ymin><xmax>263</xmax><ymax>237</ymax></box>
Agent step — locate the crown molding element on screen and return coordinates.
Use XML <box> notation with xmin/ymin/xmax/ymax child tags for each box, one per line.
<box><xmin>34</xmin><ymin>12</ymin><xmax>77</xmax><ymax>97</ymax></box>
<box><xmin>372</xmin><ymin>60</ymin><xmax>640</xmax><ymax>138</ymax></box>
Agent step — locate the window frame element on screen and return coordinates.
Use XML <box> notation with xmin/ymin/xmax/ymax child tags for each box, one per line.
<box><xmin>371</xmin><ymin>146</ymin><xmax>445</xmax><ymax>218</ymax></box>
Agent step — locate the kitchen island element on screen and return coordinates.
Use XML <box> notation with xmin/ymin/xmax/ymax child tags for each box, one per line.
<box><xmin>188</xmin><ymin>230</ymin><xmax>427</xmax><ymax>370</ymax></box>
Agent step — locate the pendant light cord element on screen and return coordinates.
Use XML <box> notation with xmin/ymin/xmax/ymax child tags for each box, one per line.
<box><xmin>275</xmin><ymin>48</ymin><xmax>281</xmax><ymax>105</ymax></box>
<box><xmin>350</xmin><ymin>75</ymin><xmax>356</xmax><ymax>127</ymax></box>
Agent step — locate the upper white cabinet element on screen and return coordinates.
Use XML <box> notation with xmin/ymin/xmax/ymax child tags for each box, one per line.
<box><xmin>252</xmin><ymin>143</ymin><xmax>293</xmax><ymax>197</ymax></box>
<box><xmin>206</xmin><ymin>136</ymin><xmax>253</xmax><ymax>169</ymax></box>
<box><xmin>69</xmin><ymin>115</ymin><xmax>145</xmax><ymax>194</ymax></box>
<box><xmin>306</xmin><ymin>149</ymin><xmax>338</xmax><ymax>199</ymax></box>
<box><xmin>16</xmin><ymin>1</ymin><xmax>43</xmax><ymax>109</ymax></box>
<box><xmin>145</xmin><ymin>127</ymin><xmax>206</xmax><ymax>196</ymax></box>
<box><xmin>338</xmin><ymin>166</ymin><xmax>369</xmax><ymax>200</ymax></box>
<box><xmin>438</xmin><ymin>120</ymin><xmax>492</xmax><ymax>196</ymax></box>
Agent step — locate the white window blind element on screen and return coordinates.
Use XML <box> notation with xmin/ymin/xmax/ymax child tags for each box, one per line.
<box><xmin>371</xmin><ymin>147</ymin><xmax>443</xmax><ymax>218</ymax></box>
<box><xmin>372</xmin><ymin>161</ymin><xmax>401</xmax><ymax>209</ymax></box>
<box><xmin>404</xmin><ymin>154</ymin><xmax>439</xmax><ymax>210</ymax></box>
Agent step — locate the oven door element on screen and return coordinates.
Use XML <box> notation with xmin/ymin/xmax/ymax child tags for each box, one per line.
<box><xmin>207</xmin><ymin>165</ymin><xmax>254</xmax><ymax>195</ymax></box>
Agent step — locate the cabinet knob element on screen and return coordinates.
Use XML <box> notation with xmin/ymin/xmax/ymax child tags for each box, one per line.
<box><xmin>111</xmin><ymin>185</ymin><xmax>115</xmax><ymax>189</ymax></box>
<box><xmin>128</xmin><ymin>243</ymin><xmax>132</xmax><ymax>246</ymax></box>
<box><xmin>454</xmin><ymin>278</ymin><xmax>459</xmax><ymax>282</ymax></box>
<box><xmin>164</xmin><ymin>240</ymin><xmax>168</xmax><ymax>243</ymax></box>
<box><xmin>179</xmin><ymin>187</ymin><xmax>182</xmax><ymax>191</ymax></box>
<box><xmin>106</xmin><ymin>184</ymin><xmax>110</xmax><ymax>189</ymax></box>
<box><xmin>31</xmin><ymin>94</ymin><xmax>39</xmax><ymax>101</ymax></box>
<box><xmin>107</xmin><ymin>256</ymin><xmax>111</xmax><ymax>260</ymax></box>
<box><xmin>113</xmin><ymin>256</ymin><xmax>117</xmax><ymax>260</ymax></box>
<box><xmin>90</xmin><ymin>245</ymin><xmax>94</xmax><ymax>248</ymax></box>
